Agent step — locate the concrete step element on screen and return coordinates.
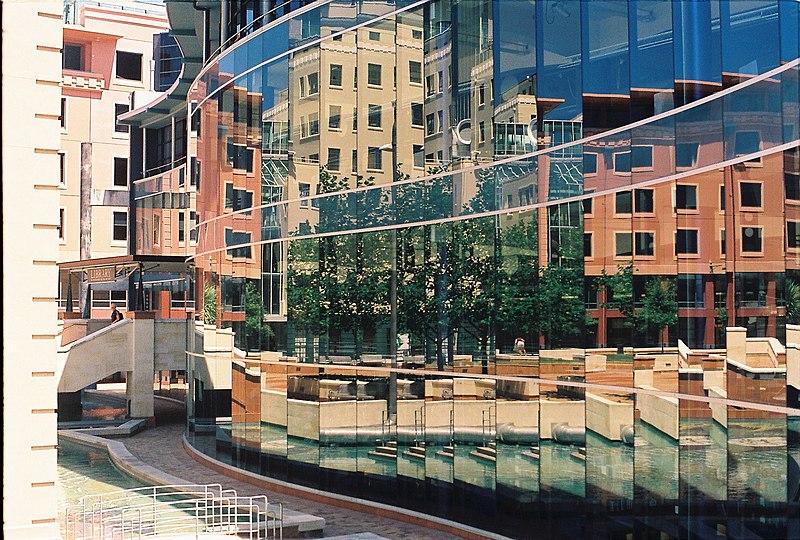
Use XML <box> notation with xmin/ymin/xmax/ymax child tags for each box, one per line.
<box><xmin>373</xmin><ymin>445</ymin><xmax>397</xmax><ymax>455</ymax></box>
<box><xmin>570</xmin><ymin>448</ymin><xmax>586</xmax><ymax>462</ymax></box>
<box><xmin>521</xmin><ymin>450</ymin><xmax>540</xmax><ymax>461</ymax></box>
<box><xmin>473</xmin><ymin>446</ymin><xmax>496</xmax><ymax>458</ymax></box>
<box><xmin>436</xmin><ymin>448</ymin><xmax>454</xmax><ymax>459</ymax></box>
<box><xmin>469</xmin><ymin>449</ymin><xmax>496</xmax><ymax>463</ymax></box>
<box><xmin>403</xmin><ymin>447</ymin><xmax>426</xmax><ymax>460</ymax></box>
<box><xmin>368</xmin><ymin>449</ymin><xmax>398</xmax><ymax>460</ymax></box>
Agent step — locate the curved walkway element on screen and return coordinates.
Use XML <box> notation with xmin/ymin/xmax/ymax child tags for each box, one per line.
<box><xmin>115</xmin><ymin>397</ymin><xmax>479</xmax><ymax>539</ymax></box>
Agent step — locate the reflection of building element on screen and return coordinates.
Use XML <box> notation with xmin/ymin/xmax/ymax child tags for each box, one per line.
<box><xmin>127</xmin><ymin>0</ymin><xmax>799</xmax><ymax>538</ymax></box>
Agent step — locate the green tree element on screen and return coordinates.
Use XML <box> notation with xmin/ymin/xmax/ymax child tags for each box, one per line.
<box><xmin>635</xmin><ymin>277</ymin><xmax>678</xmax><ymax>350</ymax></box>
<box><xmin>786</xmin><ymin>280</ymin><xmax>800</xmax><ymax>325</ymax></box>
<box><xmin>245</xmin><ymin>281</ymin><xmax>274</xmax><ymax>351</ymax></box>
<box><xmin>202</xmin><ymin>285</ymin><xmax>217</xmax><ymax>325</ymax></box>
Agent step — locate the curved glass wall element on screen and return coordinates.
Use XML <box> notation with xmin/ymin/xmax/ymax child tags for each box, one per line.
<box><xmin>176</xmin><ymin>1</ymin><xmax>800</xmax><ymax>537</ymax></box>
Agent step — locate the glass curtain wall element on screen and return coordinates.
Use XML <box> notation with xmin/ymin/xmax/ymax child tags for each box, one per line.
<box><xmin>180</xmin><ymin>1</ymin><xmax>800</xmax><ymax>537</ymax></box>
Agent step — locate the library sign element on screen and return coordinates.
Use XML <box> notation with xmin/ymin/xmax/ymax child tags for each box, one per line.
<box><xmin>87</xmin><ymin>266</ymin><xmax>116</xmax><ymax>283</ymax></box>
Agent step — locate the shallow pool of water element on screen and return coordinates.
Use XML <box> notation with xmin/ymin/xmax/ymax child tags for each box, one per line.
<box><xmin>57</xmin><ymin>438</ymin><xmax>145</xmax><ymax>515</ymax></box>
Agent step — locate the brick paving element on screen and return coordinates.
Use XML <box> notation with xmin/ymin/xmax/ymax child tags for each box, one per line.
<box><xmin>117</xmin><ymin>399</ymin><xmax>469</xmax><ymax>540</ymax></box>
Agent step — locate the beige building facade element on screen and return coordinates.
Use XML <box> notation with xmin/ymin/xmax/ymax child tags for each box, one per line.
<box><xmin>59</xmin><ymin>1</ymin><xmax>168</xmax><ymax>314</ymax></box>
<box><xmin>2</xmin><ymin>1</ymin><xmax>64</xmax><ymax>538</ymax></box>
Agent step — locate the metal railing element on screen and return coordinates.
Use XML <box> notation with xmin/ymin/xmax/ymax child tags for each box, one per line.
<box><xmin>64</xmin><ymin>484</ymin><xmax>283</xmax><ymax>539</ymax></box>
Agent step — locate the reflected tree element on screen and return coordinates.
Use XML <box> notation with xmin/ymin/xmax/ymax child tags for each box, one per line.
<box><xmin>636</xmin><ymin>277</ymin><xmax>678</xmax><ymax>350</ymax></box>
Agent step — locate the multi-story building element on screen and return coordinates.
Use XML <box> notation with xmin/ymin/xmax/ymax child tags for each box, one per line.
<box><xmin>58</xmin><ymin>0</ymin><xmax>170</xmax><ymax>318</ymax></box>
<box><xmin>123</xmin><ymin>1</ymin><xmax>799</xmax><ymax>538</ymax></box>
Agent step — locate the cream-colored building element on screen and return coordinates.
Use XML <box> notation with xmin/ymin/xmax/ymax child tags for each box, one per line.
<box><xmin>2</xmin><ymin>1</ymin><xmax>63</xmax><ymax>537</ymax></box>
<box><xmin>59</xmin><ymin>0</ymin><xmax>168</xmax><ymax>313</ymax></box>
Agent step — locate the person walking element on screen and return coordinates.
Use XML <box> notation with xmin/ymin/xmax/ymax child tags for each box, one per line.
<box><xmin>111</xmin><ymin>303</ymin><xmax>124</xmax><ymax>323</ymax></box>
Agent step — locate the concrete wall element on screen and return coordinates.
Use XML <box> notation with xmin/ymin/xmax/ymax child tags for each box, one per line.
<box><xmin>636</xmin><ymin>385</ymin><xmax>679</xmax><ymax>439</ymax></box>
<box><xmin>539</xmin><ymin>399</ymin><xmax>585</xmax><ymax>439</ymax></box>
<box><xmin>586</xmin><ymin>392</ymin><xmax>632</xmax><ymax>441</ymax></box>
<box><xmin>2</xmin><ymin>1</ymin><xmax>63</xmax><ymax>536</ymax></box>
<box><xmin>154</xmin><ymin>319</ymin><xmax>188</xmax><ymax>371</ymax></box>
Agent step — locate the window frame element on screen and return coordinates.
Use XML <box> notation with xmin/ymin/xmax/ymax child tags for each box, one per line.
<box><xmin>739</xmin><ymin>181</ymin><xmax>763</xmax><ymax>210</ymax></box>
<box><xmin>674</xmin><ymin>183</ymin><xmax>698</xmax><ymax>212</ymax></box>
<box><xmin>115</xmin><ymin>50</ymin><xmax>143</xmax><ymax>82</ymax></box>
<box><xmin>112</xmin><ymin>211</ymin><xmax>128</xmax><ymax>243</ymax></box>
<box><xmin>634</xmin><ymin>231</ymin><xmax>655</xmax><ymax>257</ymax></box>
<box><xmin>614</xmin><ymin>232</ymin><xmax>633</xmax><ymax>258</ymax></box>
<box><xmin>113</xmin><ymin>156</ymin><xmax>128</xmax><ymax>187</ymax></box>
<box><xmin>740</xmin><ymin>226</ymin><xmax>763</xmax><ymax>255</ymax></box>
<box><xmin>367</xmin><ymin>63</ymin><xmax>382</xmax><ymax>87</ymax></box>
<box><xmin>675</xmin><ymin>228</ymin><xmax>699</xmax><ymax>256</ymax></box>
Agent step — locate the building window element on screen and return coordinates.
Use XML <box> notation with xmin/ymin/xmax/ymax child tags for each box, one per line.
<box><xmin>789</xmin><ymin>222</ymin><xmax>800</xmax><ymax>249</ymax></box>
<box><xmin>61</xmin><ymin>98</ymin><xmax>67</xmax><ymax>129</ymax></box>
<box><xmin>635</xmin><ymin>232</ymin><xmax>655</xmax><ymax>256</ymax></box>
<box><xmin>352</xmin><ymin>107</ymin><xmax>358</xmax><ymax>131</ymax></box>
<box><xmin>741</xmin><ymin>227</ymin><xmax>763</xmax><ymax>253</ymax></box>
<box><xmin>478</xmin><ymin>84</ymin><xmax>485</xmax><ymax>106</ymax></box>
<box><xmin>328</xmin><ymin>105</ymin><xmax>341</xmax><ymax>130</ymax></box>
<box><xmin>676</xmin><ymin>142</ymin><xmax>699</xmax><ymax>168</ymax></box>
<box><xmin>59</xmin><ymin>152</ymin><xmax>66</xmax><ymax>186</ymax></box>
<box><xmin>299</xmin><ymin>183</ymin><xmax>310</xmax><ymax>207</ymax></box>
<box><xmin>409</xmin><ymin>61</ymin><xmax>422</xmax><ymax>84</ymax></box>
<box><xmin>613</xmin><ymin>151</ymin><xmax>631</xmax><ymax>174</ymax></box>
<box><xmin>615</xmin><ymin>191</ymin><xmax>632</xmax><ymax>214</ymax></box>
<box><xmin>413</xmin><ymin>144</ymin><xmax>424</xmax><ymax>169</ymax></box>
<box><xmin>62</xmin><ymin>43</ymin><xmax>84</xmax><ymax>70</ymax></box>
<box><xmin>113</xmin><ymin>157</ymin><xmax>128</xmax><ymax>187</ymax></box>
<box><xmin>675</xmin><ymin>229</ymin><xmax>699</xmax><ymax>255</ymax></box>
<box><xmin>351</xmin><ymin>149</ymin><xmax>358</xmax><ymax>173</ymax></box>
<box><xmin>437</xmin><ymin>110</ymin><xmax>443</xmax><ymax>133</ymax></box>
<box><xmin>308</xmin><ymin>72</ymin><xmax>319</xmax><ymax>95</ymax></box>
<box><xmin>329</xmin><ymin>64</ymin><xmax>343</xmax><ymax>87</ymax></box>
<box><xmin>582</xmin><ymin>197</ymin><xmax>593</xmax><ymax>215</ymax></box>
<box><xmin>116</xmin><ymin>51</ymin><xmax>142</xmax><ymax>81</ymax></box>
<box><xmin>299</xmin><ymin>77</ymin><xmax>306</xmax><ymax>97</ymax></box>
<box><xmin>615</xmin><ymin>232</ymin><xmax>632</xmax><ymax>257</ymax></box>
<box><xmin>224</xmin><ymin>183</ymin><xmax>253</xmax><ymax>213</ymax></box>
<box><xmin>115</xmin><ymin>104</ymin><xmax>130</xmax><ymax>133</ymax></box>
<box><xmin>721</xmin><ymin>229</ymin><xmax>726</xmax><ymax>254</ymax></box>
<box><xmin>178</xmin><ymin>212</ymin><xmax>185</xmax><ymax>243</ymax></box>
<box><xmin>438</xmin><ymin>71</ymin><xmax>444</xmax><ymax>93</ymax></box>
<box><xmin>583</xmin><ymin>233</ymin><xmax>592</xmax><ymax>258</ymax></box>
<box><xmin>309</xmin><ymin>112</ymin><xmax>319</xmax><ymax>136</ymax></box>
<box><xmin>58</xmin><ymin>208</ymin><xmax>65</xmax><ymax>241</ymax></box>
<box><xmin>412</xmin><ymin>29</ymin><xmax>422</xmax><ymax>39</ymax></box>
<box><xmin>368</xmin><ymin>31</ymin><xmax>380</xmax><ymax>41</ymax></box>
<box><xmin>225</xmin><ymin>229</ymin><xmax>252</xmax><ymax>258</ymax></box>
<box><xmin>368</xmin><ymin>104</ymin><xmax>381</xmax><ymax>128</ymax></box>
<box><xmin>190</xmin><ymin>211</ymin><xmax>198</xmax><ymax>243</ymax></box>
<box><xmin>785</xmin><ymin>173</ymin><xmax>800</xmax><ymax>201</ymax></box>
<box><xmin>426</xmin><ymin>113</ymin><xmax>435</xmax><ymax>136</ymax></box>
<box><xmin>677</xmin><ymin>274</ymin><xmax>705</xmax><ymax>308</ymax></box>
<box><xmin>675</xmin><ymin>184</ymin><xmax>697</xmax><ymax>210</ymax></box>
<box><xmin>583</xmin><ymin>153</ymin><xmax>597</xmax><ymax>175</ymax></box>
<box><xmin>367</xmin><ymin>147</ymin><xmax>382</xmax><ymax>171</ymax></box>
<box><xmin>367</xmin><ymin>63</ymin><xmax>382</xmax><ymax>86</ymax></box>
<box><xmin>479</xmin><ymin>121</ymin><xmax>485</xmax><ymax>143</ymax></box>
<box><xmin>720</xmin><ymin>185</ymin><xmax>726</xmax><ymax>210</ymax></box>
<box><xmin>327</xmin><ymin>148</ymin><xmax>341</xmax><ymax>171</ymax></box>
<box><xmin>411</xmin><ymin>103</ymin><xmax>423</xmax><ymax>127</ymax></box>
<box><xmin>426</xmin><ymin>74</ymin><xmax>435</xmax><ymax>96</ymax></box>
<box><xmin>631</xmin><ymin>145</ymin><xmax>653</xmax><ymax>169</ymax></box>
<box><xmin>634</xmin><ymin>189</ymin><xmax>654</xmax><ymax>213</ymax></box>
<box><xmin>739</xmin><ymin>182</ymin><xmax>762</xmax><ymax>208</ymax></box>
<box><xmin>113</xmin><ymin>211</ymin><xmax>128</xmax><ymax>242</ymax></box>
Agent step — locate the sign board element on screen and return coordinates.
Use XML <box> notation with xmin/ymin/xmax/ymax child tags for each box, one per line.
<box><xmin>87</xmin><ymin>266</ymin><xmax>116</xmax><ymax>283</ymax></box>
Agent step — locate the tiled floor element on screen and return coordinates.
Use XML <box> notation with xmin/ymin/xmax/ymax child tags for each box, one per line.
<box><xmin>119</xmin><ymin>399</ymin><xmax>470</xmax><ymax>539</ymax></box>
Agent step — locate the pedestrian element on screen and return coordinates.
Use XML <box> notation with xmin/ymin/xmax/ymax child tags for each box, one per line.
<box><xmin>111</xmin><ymin>303</ymin><xmax>124</xmax><ymax>323</ymax></box>
<box><xmin>513</xmin><ymin>337</ymin><xmax>526</xmax><ymax>355</ymax></box>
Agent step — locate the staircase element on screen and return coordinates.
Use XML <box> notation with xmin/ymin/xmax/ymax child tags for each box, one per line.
<box><xmin>522</xmin><ymin>446</ymin><xmax>540</xmax><ymax>461</ymax></box>
<box><xmin>369</xmin><ymin>440</ymin><xmax>398</xmax><ymax>460</ymax></box>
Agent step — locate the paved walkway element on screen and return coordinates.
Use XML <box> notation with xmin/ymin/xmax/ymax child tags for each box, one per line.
<box><xmin>116</xmin><ymin>398</ymin><xmax>466</xmax><ymax>539</ymax></box>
